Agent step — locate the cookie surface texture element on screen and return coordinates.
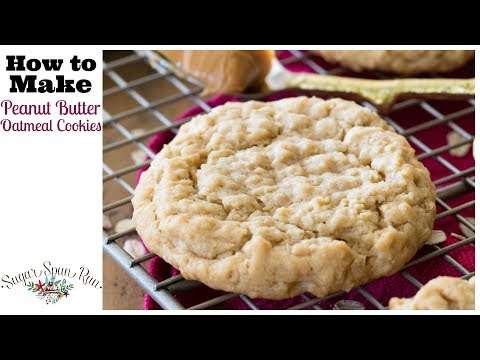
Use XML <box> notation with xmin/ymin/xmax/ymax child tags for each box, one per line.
<box><xmin>315</xmin><ymin>50</ymin><xmax>474</xmax><ymax>75</ymax></box>
<box><xmin>389</xmin><ymin>276</ymin><xmax>475</xmax><ymax>310</ymax></box>
<box><xmin>133</xmin><ymin>97</ymin><xmax>436</xmax><ymax>299</ymax></box>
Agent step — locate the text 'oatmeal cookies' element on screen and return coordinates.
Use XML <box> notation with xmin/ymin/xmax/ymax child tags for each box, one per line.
<box><xmin>133</xmin><ymin>97</ymin><xmax>436</xmax><ymax>299</ymax></box>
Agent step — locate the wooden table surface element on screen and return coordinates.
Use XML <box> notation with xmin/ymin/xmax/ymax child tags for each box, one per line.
<box><xmin>103</xmin><ymin>50</ymin><xmax>199</xmax><ymax>310</ymax></box>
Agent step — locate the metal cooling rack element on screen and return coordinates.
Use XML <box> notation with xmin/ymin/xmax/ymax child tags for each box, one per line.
<box><xmin>103</xmin><ymin>50</ymin><xmax>475</xmax><ymax>310</ymax></box>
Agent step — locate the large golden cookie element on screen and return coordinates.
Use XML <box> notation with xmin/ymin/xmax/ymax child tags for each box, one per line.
<box><xmin>133</xmin><ymin>97</ymin><xmax>436</xmax><ymax>299</ymax></box>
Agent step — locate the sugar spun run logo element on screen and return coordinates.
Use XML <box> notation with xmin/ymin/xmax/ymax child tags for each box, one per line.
<box><xmin>1</xmin><ymin>261</ymin><xmax>101</xmax><ymax>305</ymax></box>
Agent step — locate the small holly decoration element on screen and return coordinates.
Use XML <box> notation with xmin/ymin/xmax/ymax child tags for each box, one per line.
<box><xmin>27</xmin><ymin>275</ymin><xmax>74</xmax><ymax>304</ymax></box>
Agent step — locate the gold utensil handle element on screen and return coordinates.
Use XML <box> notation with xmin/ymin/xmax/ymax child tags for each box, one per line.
<box><xmin>286</xmin><ymin>74</ymin><xmax>475</xmax><ymax>113</ymax></box>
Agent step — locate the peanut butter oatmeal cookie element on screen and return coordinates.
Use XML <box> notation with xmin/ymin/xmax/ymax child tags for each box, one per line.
<box><xmin>315</xmin><ymin>50</ymin><xmax>474</xmax><ymax>75</ymax></box>
<box><xmin>132</xmin><ymin>97</ymin><xmax>436</xmax><ymax>299</ymax></box>
<box><xmin>389</xmin><ymin>276</ymin><xmax>475</xmax><ymax>310</ymax></box>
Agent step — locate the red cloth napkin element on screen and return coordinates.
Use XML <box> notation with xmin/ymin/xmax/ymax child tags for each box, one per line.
<box><xmin>139</xmin><ymin>51</ymin><xmax>475</xmax><ymax>310</ymax></box>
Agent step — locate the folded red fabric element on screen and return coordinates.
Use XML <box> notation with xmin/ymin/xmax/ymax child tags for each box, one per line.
<box><xmin>137</xmin><ymin>51</ymin><xmax>474</xmax><ymax>310</ymax></box>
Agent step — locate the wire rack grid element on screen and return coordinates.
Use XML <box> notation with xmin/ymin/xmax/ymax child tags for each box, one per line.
<box><xmin>103</xmin><ymin>50</ymin><xmax>475</xmax><ymax>310</ymax></box>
